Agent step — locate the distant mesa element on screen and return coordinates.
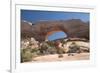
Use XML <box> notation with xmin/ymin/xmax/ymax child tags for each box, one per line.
<box><xmin>21</xmin><ymin>19</ymin><xmax>89</xmax><ymax>42</ymax></box>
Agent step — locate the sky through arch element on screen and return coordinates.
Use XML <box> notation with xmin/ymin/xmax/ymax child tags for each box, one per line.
<box><xmin>47</xmin><ymin>31</ymin><xmax>67</xmax><ymax>41</ymax></box>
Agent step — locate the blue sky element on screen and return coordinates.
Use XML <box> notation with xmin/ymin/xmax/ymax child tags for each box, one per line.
<box><xmin>48</xmin><ymin>31</ymin><xmax>67</xmax><ymax>41</ymax></box>
<box><xmin>21</xmin><ymin>10</ymin><xmax>89</xmax><ymax>40</ymax></box>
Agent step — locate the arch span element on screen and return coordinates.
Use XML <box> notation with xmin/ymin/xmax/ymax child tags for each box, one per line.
<box><xmin>21</xmin><ymin>19</ymin><xmax>89</xmax><ymax>42</ymax></box>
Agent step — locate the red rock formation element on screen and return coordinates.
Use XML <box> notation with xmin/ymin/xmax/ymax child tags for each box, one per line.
<box><xmin>21</xmin><ymin>19</ymin><xmax>89</xmax><ymax>42</ymax></box>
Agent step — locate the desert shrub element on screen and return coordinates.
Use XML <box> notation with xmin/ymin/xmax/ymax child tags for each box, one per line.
<box><xmin>47</xmin><ymin>41</ymin><xmax>55</xmax><ymax>47</ymax></box>
<box><xmin>39</xmin><ymin>42</ymin><xmax>58</xmax><ymax>55</ymax></box>
<box><xmin>61</xmin><ymin>40</ymin><xmax>67</xmax><ymax>45</ymax></box>
<box><xmin>31</xmin><ymin>48</ymin><xmax>40</xmax><ymax>56</ymax></box>
<box><xmin>21</xmin><ymin>49</ymin><xmax>33</xmax><ymax>63</ymax></box>
<box><xmin>39</xmin><ymin>42</ymin><xmax>49</xmax><ymax>55</ymax></box>
<box><xmin>31</xmin><ymin>48</ymin><xmax>38</xmax><ymax>53</ymax></box>
<box><xmin>49</xmin><ymin>47</ymin><xmax>57</xmax><ymax>54</ymax></box>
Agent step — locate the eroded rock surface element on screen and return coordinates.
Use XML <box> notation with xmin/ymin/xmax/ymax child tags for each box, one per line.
<box><xmin>21</xmin><ymin>19</ymin><xmax>89</xmax><ymax>42</ymax></box>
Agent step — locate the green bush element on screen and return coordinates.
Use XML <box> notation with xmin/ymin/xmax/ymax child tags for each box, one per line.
<box><xmin>21</xmin><ymin>49</ymin><xmax>33</xmax><ymax>63</ymax></box>
<box><xmin>31</xmin><ymin>48</ymin><xmax>40</xmax><ymax>56</ymax></box>
<box><xmin>47</xmin><ymin>41</ymin><xmax>55</xmax><ymax>47</ymax></box>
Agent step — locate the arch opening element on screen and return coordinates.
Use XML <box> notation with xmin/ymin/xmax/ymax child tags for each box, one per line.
<box><xmin>46</xmin><ymin>31</ymin><xmax>67</xmax><ymax>41</ymax></box>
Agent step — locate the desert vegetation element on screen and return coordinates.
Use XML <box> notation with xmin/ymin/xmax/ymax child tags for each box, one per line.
<box><xmin>21</xmin><ymin>37</ymin><xmax>89</xmax><ymax>63</ymax></box>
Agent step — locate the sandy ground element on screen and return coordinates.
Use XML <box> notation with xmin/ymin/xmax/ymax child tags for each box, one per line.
<box><xmin>32</xmin><ymin>53</ymin><xmax>89</xmax><ymax>62</ymax></box>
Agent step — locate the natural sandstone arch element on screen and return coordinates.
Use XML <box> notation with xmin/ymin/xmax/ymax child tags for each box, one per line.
<box><xmin>44</xmin><ymin>26</ymin><xmax>68</xmax><ymax>41</ymax></box>
<box><xmin>21</xmin><ymin>19</ymin><xmax>89</xmax><ymax>42</ymax></box>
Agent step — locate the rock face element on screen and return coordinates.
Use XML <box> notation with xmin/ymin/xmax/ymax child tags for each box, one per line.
<box><xmin>21</xmin><ymin>19</ymin><xmax>89</xmax><ymax>42</ymax></box>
